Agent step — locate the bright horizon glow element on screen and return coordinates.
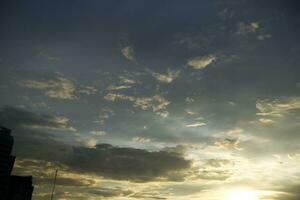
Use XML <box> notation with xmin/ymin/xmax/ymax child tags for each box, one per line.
<box><xmin>225</xmin><ymin>187</ymin><xmax>259</xmax><ymax>200</ymax></box>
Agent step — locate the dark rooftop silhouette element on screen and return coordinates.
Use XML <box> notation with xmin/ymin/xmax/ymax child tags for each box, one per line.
<box><xmin>0</xmin><ymin>126</ymin><xmax>34</xmax><ymax>200</ymax></box>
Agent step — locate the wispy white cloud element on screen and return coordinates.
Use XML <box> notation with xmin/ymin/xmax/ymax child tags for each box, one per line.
<box><xmin>18</xmin><ymin>96</ymin><xmax>50</xmax><ymax>109</ymax></box>
<box><xmin>237</xmin><ymin>21</ymin><xmax>272</xmax><ymax>42</ymax></box>
<box><xmin>256</xmin><ymin>96</ymin><xmax>300</xmax><ymax>118</ymax></box>
<box><xmin>134</xmin><ymin>95</ymin><xmax>169</xmax><ymax>111</ymax></box>
<box><xmin>185</xmin><ymin>97</ymin><xmax>195</xmax><ymax>103</ymax></box>
<box><xmin>257</xmin><ymin>34</ymin><xmax>272</xmax><ymax>40</ymax></box>
<box><xmin>107</xmin><ymin>75</ymin><xmax>136</xmax><ymax>91</ymax></box>
<box><xmin>258</xmin><ymin>118</ymin><xmax>275</xmax><ymax>125</ymax></box>
<box><xmin>238</xmin><ymin>21</ymin><xmax>259</xmax><ymax>34</ymax></box>
<box><xmin>185</xmin><ymin>122</ymin><xmax>206</xmax><ymax>128</ymax></box>
<box><xmin>214</xmin><ymin>138</ymin><xmax>240</xmax><ymax>150</ymax></box>
<box><xmin>288</xmin><ymin>153</ymin><xmax>300</xmax><ymax>162</ymax></box>
<box><xmin>104</xmin><ymin>93</ymin><xmax>170</xmax><ymax>117</ymax></box>
<box><xmin>204</xmin><ymin>159</ymin><xmax>234</xmax><ymax>168</ymax></box>
<box><xmin>90</xmin><ymin>130</ymin><xmax>107</xmax><ymax>136</ymax></box>
<box><xmin>78</xmin><ymin>86</ymin><xmax>98</xmax><ymax>95</ymax></box>
<box><xmin>76</xmin><ymin>137</ymin><xmax>99</xmax><ymax>148</ymax></box>
<box><xmin>104</xmin><ymin>93</ymin><xmax>135</xmax><ymax>102</ymax></box>
<box><xmin>94</xmin><ymin>108</ymin><xmax>115</xmax><ymax>125</ymax></box>
<box><xmin>185</xmin><ymin>113</ymin><xmax>206</xmax><ymax>128</ymax></box>
<box><xmin>23</xmin><ymin>76</ymin><xmax>77</xmax><ymax>100</ymax></box>
<box><xmin>226</xmin><ymin>128</ymin><xmax>244</xmax><ymax>135</ymax></box>
<box><xmin>119</xmin><ymin>76</ymin><xmax>136</xmax><ymax>85</ymax></box>
<box><xmin>150</xmin><ymin>69</ymin><xmax>180</xmax><ymax>83</ymax></box>
<box><xmin>30</xmin><ymin>102</ymin><xmax>50</xmax><ymax>109</ymax></box>
<box><xmin>121</xmin><ymin>46</ymin><xmax>135</xmax><ymax>61</ymax></box>
<box><xmin>107</xmin><ymin>85</ymin><xmax>132</xmax><ymax>91</ymax></box>
<box><xmin>132</xmin><ymin>136</ymin><xmax>151</xmax><ymax>143</ymax></box>
<box><xmin>187</xmin><ymin>54</ymin><xmax>216</xmax><ymax>70</ymax></box>
<box><xmin>185</xmin><ymin>109</ymin><xmax>197</xmax><ymax>115</ymax></box>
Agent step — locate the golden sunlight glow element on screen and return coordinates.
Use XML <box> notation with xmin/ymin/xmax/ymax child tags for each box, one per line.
<box><xmin>225</xmin><ymin>188</ymin><xmax>258</xmax><ymax>200</ymax></box>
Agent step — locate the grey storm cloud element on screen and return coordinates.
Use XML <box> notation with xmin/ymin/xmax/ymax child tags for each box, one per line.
<box><xmin>0</xmin><ymin>106</ymin><xmax>76</xmax><ymax>132</ymax></box>
<box><xmin>36</xmin><ymin>177</ymin><xmax>95</xmax><ymax>187</ymax></box>
<box><xmin>0</xmin><ymin>106</ymin><xmax>192</xmax><ymax>182</ymax></box>
<box><xmin>66</xmin><ymin>144</ymin><xmax>191</xmax><ymax>182</ymax></box>
<box><xmin>87</xmin><ymin>188</ymin><xmax>133</xmax><ymax>198</ymax></box>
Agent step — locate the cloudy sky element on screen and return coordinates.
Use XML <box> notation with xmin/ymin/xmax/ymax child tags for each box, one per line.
<box><xmin>1</xmin><ymin>0</ymin><xmax>300</xmax><ymax>199</ymax></box>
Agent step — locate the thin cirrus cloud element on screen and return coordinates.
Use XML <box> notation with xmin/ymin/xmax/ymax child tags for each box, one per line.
<box><xmin>121</xmin><ymin>46</ymin><xmax>135</xmax><ymax>61</ymax></box>
<box><xmin>22</xmin><ymin>76</ymin><xmax>78</xmax><ymax>100</ymax></box>
<box><xmin>185</xmin><ymin>122</ymin><xmax>206</xmax><ymax>128</ymax></box>
<box><xmin>106</xmin><ymin>75</ymin><xmax>136</xmax><ymax>91</ymax></box>
<box><xmin>119</xmin><ymin>76</ymin><xmax>136</xmax><ymax>85</ymax></box>
<box><xmin>107</xmin><ymin>84</ymin><xmax>132</xmax><ymax>91</ymax></box>
<box><xmin>226</xmin><ymin>128</ymin><xmax>244</xmax><ymax>135</ymax></box>
<box><xmin>90</xmin><ymin>130</ymin><xmax>107</xmax><ymax>136</ymax></box>
<box><xmin>214</xmin><ymin>138</ymin><xmax>240</xmax><ymax>150</ymax></box>
<box><xmin>132</xmin><ymin>136</ymin><xmax>151</xmax><ymax>143</ymax></box>
<box><xmin>150</xmin><ymin>69</ymin><xmax>181</xmax><ymax>83</ymax></box>
<box><xmin>256</xmin><ymin>96</ymin><xmax>300</xmax><ymax>118</ymax></box>
<box><xmin>238</xmin><ymin>21</ymin><xmax>259</xmax><ymax>34</ymax></box>
<box><xmin>78</xmin><ymin>86</ymin><xmax>98</xmax><ymax>95</ymax></box>
<box><xmin>237</xmin><ymin>21</ymin><xmax>272</xmax><ymax>41</ymax></box>
<box><xmin>257</xmin><ymin>118</ymin><xmax>275</xmax><ymax>125</ymax></box>
<box><xmin>20</xmin><ymin>116</ymin><xmax>77</xmax><ymax>132</ymax></box>
<box><xmin>204</xmin><ymin>159</ymin><xmax>234</xmax><ymax>168</ymax></box>
<box><xmin>187</xmin><ymin>54</ymin><xmax>217</xmax><ymax>70</ymax></box>
<box><xmin>104</xmin><ymin>93</ymin><xmax>170</xmax><ymax>117</ymax></box>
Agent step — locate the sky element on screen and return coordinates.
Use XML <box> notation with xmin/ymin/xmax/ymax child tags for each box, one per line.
<box><xmin>1</xmin><ymin>0</ymin><xmax>300</xmax><ymax>199</ymax></box>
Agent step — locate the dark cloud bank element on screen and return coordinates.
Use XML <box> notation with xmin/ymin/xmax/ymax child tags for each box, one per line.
<box><xmin>0</xmin><ymin>106</ymin><xmax>191</xmax><ymax>182</ymax></box>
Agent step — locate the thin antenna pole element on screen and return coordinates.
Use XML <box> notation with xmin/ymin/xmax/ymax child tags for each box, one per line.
<box><xmin>50</xmin><ymin>169</ymin><xmax>58</xmax><ymax>200</ymax></box>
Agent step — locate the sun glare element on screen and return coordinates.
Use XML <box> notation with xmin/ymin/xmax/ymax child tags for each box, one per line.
<box><xmin>225</xmin><ymin>188</ymin><xmax>258</xmax><ymax>200</ymax></box>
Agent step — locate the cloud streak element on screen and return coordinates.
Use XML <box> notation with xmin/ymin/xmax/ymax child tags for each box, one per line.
<box><xmin>256</xmin><ymin>97</ymin><xmax>300</xmax><ymax>118</ymax></box>
<box><xmin>185</xmin><ymin>122</ymin><xmax>206</xmax><ymax>128</ymax></box>
<box><xmin>151</xmin><ymin>69</ymin><xmax>180</xmax><ymax>83</ymax></box>
<box><xmin>187</xmin><ymin>54</ymin><xmax>216</xmax><ymax>70</ymax></box>
<box><xmin>104</xmin><ymin>93</ymin><xmax>170</xmax><ymax>117</ymax></box>
<box><xmin>121</xmin><ymin>46</ymin><xmax>135</xmax><ymax>61</ymax></box>
<box><xmin>0</xmin><ymin>106</ymin><xmax>76</xmax><ymax>132</ymax></box>
<box><xmin>22</xmin><ymin>76</ymin><xmax>77</xmax><ymax>100</ymax></box>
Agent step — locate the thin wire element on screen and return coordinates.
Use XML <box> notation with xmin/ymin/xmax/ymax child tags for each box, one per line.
<box><xmin>50</xmin><ymin>169</ymin><xmax>58</xmax><ymax>200</ymax></box>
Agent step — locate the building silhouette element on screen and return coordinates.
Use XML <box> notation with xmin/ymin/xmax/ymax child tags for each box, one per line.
<box><xmin>7</xmin><ymin>176</ymin><xmax>34</xmax><ymax>200</ymax></box>
<box><xmin>0</xmin><ymin>126</ymin><xmax>15</xmax><ymax>200</ymax></box>
<box><xmin>0</xmin><ymin>126</ymin><xmax>34</xmax><ymax>200</ymax></box>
